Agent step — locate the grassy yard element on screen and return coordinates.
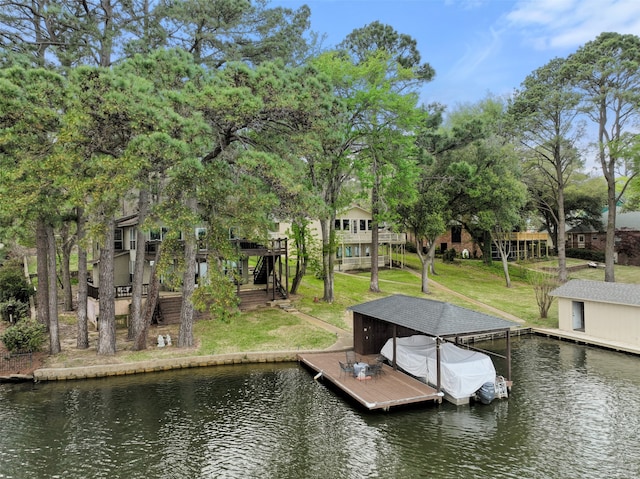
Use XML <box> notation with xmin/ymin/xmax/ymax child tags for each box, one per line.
<box><xmin>293</xmin><ymin>255</ymin><xmax>640</xmax><ymax>331</ymax></box>
<box><xmin>36</xmin><ymin>253</ymin><xmax>640</xmax><ymax>366</ymax></box>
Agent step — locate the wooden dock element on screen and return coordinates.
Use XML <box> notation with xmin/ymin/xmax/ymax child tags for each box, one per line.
<box><xmin>297</xmin><ymin>351</ymin><xmax>443</xmax><ymax>411</ymax></box>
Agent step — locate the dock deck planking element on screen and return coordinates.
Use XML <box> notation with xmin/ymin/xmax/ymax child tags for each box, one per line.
<box><xmin>297</xmin><ymin>351</ymin><xmax>443</xmax><ymax>411</ymax></box>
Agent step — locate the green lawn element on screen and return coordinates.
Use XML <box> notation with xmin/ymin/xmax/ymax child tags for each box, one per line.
<box><xmin>38</xmin><ymin>252</ymin><xmax>640</xmax><ymax>359</ymax></box>
<box><xmin>292</xmin><ymin>255</ymin><xmax>640</xmax><ymax>332</ymax></box>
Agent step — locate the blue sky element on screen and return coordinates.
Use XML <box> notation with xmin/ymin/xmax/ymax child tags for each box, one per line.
<box><xmin>271</xmin><ymin>0</ymin><xmax>640</xmax><ymax>110</ymax></box>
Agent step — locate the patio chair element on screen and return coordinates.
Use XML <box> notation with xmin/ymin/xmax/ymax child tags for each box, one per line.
<box><xmin>345</xmin><ymin>351</ymin><xmax>356</xmax><ymax>367</ymax></box>
<box><xmin>338</xmin><ymin>361</ymin><xmax>354</xmax><ymax>379</ymax></box>
<box><xmin>367</xmin><ymin>361</ymin><xmax>384</xmax><ymax>380</ymax></box>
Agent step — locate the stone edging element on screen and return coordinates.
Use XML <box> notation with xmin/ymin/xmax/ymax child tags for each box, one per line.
<box><xmin>32</xmin><ymin>347</ymin><xmax>351</xmax><ymax>382</ymax></box>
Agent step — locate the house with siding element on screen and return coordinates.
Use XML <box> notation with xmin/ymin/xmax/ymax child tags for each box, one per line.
<box><xmin>275</xmin><ymin>205</ymin><xmax>406</xmax><ymax>271</ymax></box>
<box><xmin>87</xmin><ymin>214</ymin><xmax>289</xmax><ymax>323</ymax></box>
<box><xmin>550</xmin><ymin>279</ymin><xmax>640</xmax><ymax>348</ymax></box>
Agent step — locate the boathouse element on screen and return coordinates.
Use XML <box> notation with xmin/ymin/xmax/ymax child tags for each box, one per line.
<box><xmin>550</xmin><ymin>279</ymin><xmax>640</xmax><ymax>348</ymax></box>
<box><xmin>347</xmin><ymin>294</ymin><xmax>518</xmax><ymax>396</ymax></box>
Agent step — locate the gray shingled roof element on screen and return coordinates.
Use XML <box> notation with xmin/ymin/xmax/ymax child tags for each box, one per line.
<box><xmin>347</xmin><ymin>294</ymin><xmax>517</xmax><ymax>337</ymax></box>
<box><xmin>550</xmin><ymin>279</ymin><xmax>640</xmax><ymax>307</ymax></box>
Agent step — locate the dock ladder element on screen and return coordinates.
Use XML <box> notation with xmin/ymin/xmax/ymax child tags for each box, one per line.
<box><xmin>495</xmin><ymin>376</ymin><xmax>509</xmax><ymax>399</ymax></box>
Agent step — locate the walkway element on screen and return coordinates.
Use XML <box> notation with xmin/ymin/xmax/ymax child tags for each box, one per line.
<box><xmin>533</xmin><ymin>327</ymin><xmax>640</xmax><ymax>355</ymax></box>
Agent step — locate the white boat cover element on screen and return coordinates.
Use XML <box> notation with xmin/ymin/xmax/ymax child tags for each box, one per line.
<box><xmin>380</xmin><ymin>335</ymin><xmax>496</xmax><ymax>399</ymax></box>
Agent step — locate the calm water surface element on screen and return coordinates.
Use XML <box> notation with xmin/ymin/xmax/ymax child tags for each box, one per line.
<box><xmin>1</xmin><ymin>336</ymin><xmax>639</xmax><ymax>479</ymax></box>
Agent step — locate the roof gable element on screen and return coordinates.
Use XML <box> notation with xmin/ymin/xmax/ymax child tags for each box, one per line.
<box><xmin>550</xmin><ymin>279</ymin><xmax>640</xmax><ymax>307</ymax></box>
<box><xmin>337</xmin><ymin>205</ymin><xmax>371</xmax><ymax>217</ymax></box>
<box><xmin>347</xmin><ymin>294</ymin><xmax>517</xmax><ymax>337</ymax></box>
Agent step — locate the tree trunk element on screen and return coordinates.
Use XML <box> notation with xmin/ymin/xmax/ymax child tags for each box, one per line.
<box><xmin>369</xmin><ymin>161</ymin><xmax>380</xmax><ymax>293</ymax></box>
<box><xmin>139</xmin><ymin>245</ymin><xmax>162</xmax><ymax>351</ymax></box>
<box><xmin>415</xmin><ymin>237</ymin><xmax>429</xmax><ymax>294</ymax></box>
<box><xmin>556</xmin><ymin>184</ymin><xmax>568</xmax><ymax>283</ymax></box>
<box><xmin>60</xmin><ymin>222</ymin><xmax>74</xmax><ymax>311</ymax></box>
<box><xmin>178</xmin><ymin>197</ymin><xmax>197</xmax><ymax>348</ymax></box>
<box><xmin>428</xmin><ymin>240</ymin><xmax>438</xmax><ymax>276</ymax></box>
<box><xmin>97</xmin><ymin>217</ymin><xmax>116</xmax><ymax>355</ymax></box>
<box><xmin>482</xmin><ymin>231</ymin><xmax>492</xmax><ymax>265</ymax></box>
<box><xmin>35</xmin><ymin>218</ymin><xmax>49</xmax><ymax>327</ymax></box>
<box><xmin>493</xmin><ymin>237</ymin><xmax>512</xmax><ymax>288</ymax></box>
<box><xmin>319</xmin><ymin>218</ymin><xmax>334</xmax><ymax>303</ymax></box>
<box><xmin>369</xmin><ymin>221</ymin><xmax>380</xmax><ymax>292</ymax></box>
<box><xmin>604</xmin><ymin>182</ymin><xmax>616</xmax><ymax>282</ymax></box>
<box><xmin>46</xmin><ymin>223</ymin><xmax>61</xmax><ymax>354</ymax></box>
<box><xmin>76</xmin><ymin>208</ymin><xmax>89</xmax><ymax>349</ymax></box>
<box><xmin>129</xmin><ymin>189</ymin><xmax>149</xmax><ymax>343</ymax></box>
<box><xmin>289</xmin><ymin>218</ymin><xmax>308</xmax><ymax>295</ymax></box>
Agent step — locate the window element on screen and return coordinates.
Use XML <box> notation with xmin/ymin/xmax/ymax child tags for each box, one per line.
<box><xmin>196</xmin><ymin>227</ymin><xmax>207</xmax><ymax>250</ymax></box>
<box><xmin>367</xmin><ymin>220</ymin><xmax>373</xmax><ymax>231</ymax></box>
<box><xmin>360</xmin><ymin>219</ymin><xmax>366</xmax><ymax>231</ymax></box>
<box><xmin>365</xmin><ymin>246</ymin><xmax>370</xmax><ymax>257</ymax></box>
<box><xmin>451</xmin><ymin>225</ymin><xmax>462</xmax><ymax>243</ymax></box>
<box><xmin>343</xmin><ymin>219</ymin><xmax>350</xmax><ymax>231</ymax></box>
<box><xmin>353</xmin><ymin>246</ymin><xmax>360</xmax><ymax>257</ymax></box>
<box><xmin>352</xmin><ymin>221</ymin><xmax>357</xmax><ymax>234</ymax></box>
<box><xmin>345</xmin><ymin>246</ymin><xmax>352</xmax><ymax>257</ymax></box>
<box><xmin>129</xmin><ymin>228</ymin><xmax>137</xmax><ymax>251</ymax></box>
<box><xmin>336</xmin><ymin>246</ymin><xmax>342</xmax><ymax>258</ymax></box>
<box><xmin>114</xmin><ymin>228</ymin><xmax>123</xmax><ymax>251</ymax></box>
<box><xmin>335</xmin><ymin>219</ymin><xmax>341</xmax><ymax>230</ymax></box>
<box><xmin>129</xmin><ymin>261</ymin><xmax>135</xmax><ymax>283</ymax></box>
<box><xmin>150</xmin><ymin>229</ymin><xmax>162</xmax><ymax>241</ymax></box>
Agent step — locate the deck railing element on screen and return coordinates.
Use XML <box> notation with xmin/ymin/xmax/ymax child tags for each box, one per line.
<box><xmin>87</xmin><ymin>283</ymin><xmax>149</xmax><ymax>300</ymax></box>
<box><xmin>336</xmin><ymin>231</ymin><xmax>406</xmax><ymax>244</ymax></box>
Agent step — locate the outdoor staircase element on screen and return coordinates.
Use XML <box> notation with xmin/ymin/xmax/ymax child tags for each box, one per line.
<box><xmin>253</xmin><ymin>256</ymin><xmax>276</xmax><ymax>284</ymax></box>
<box><xmin>155</xmin><ymin>296</ymin><xmax>182</xmax><ymax>324</ymax></box>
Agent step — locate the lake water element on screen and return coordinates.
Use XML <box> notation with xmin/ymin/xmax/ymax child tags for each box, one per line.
<box><xmin>1</xmin><ymin>335</ymin><xmax>639</xmax><ymax>479</ymax></box>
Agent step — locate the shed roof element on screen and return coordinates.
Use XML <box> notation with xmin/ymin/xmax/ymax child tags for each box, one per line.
<box><xmin>550</xmin><ymin>279</ymin><xmax>640</xmax><ymax>307</ymax></box>
<box><xmin>347</xmin><ymin>294</ymin><xmax>517</xmax><ymax>337</ymax></box>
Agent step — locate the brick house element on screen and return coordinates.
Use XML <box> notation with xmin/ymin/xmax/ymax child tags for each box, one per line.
<box><xmin>566</xmin><ymin>211</ymin><xmax>640</xmax><ymax>266</ymax></box>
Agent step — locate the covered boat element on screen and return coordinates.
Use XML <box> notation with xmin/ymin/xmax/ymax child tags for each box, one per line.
<box><xmin>380</xmin><ymin>335</ymin><xmax>496</xmax><ymax>403</ymax></box>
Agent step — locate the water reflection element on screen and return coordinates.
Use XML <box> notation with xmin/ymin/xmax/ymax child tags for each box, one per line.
<box><xmin>1</xmin><ymin>336</ymin><xmax>640</xmax><ymax>479</ymax></box>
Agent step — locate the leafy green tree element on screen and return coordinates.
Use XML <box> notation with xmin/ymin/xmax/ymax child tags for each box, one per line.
<box><xmin>403</xmin><ymin>102</ymin><xmax>487</xmax><ymax>292</ymax></box>
<box><xmin>64</xmin><ymin>66</ymin><xmax>167</xmax><ymax>354</ymax></box>
<box><xmin>113</xmin><ymin>49</ymin><xmax>208</xmax><ymax>350</ymax></box>
<box><xmin>154</xmin><ymin>0</ymin><xmax>313</xmax><ymax>68</ymax></box>
<box><xmin>510</xmin><ymin>57</ymin><xmax>584</xmax><ymax>282</ymax></box>
<box><xmin>0</xmin><ymin>67</ymin><xmax>68</xmax><ymax>354</ymax></box>
<box><xmin>339</xmin><ymin>23</ymin><xmax>433</xmax><ymax>293</ymax></box>
<box><xmin>566</xmin><ymin>32</ymin><xmax>640</xmax><ymax>282</ymax></box>
<box><xmin>445</xmin><ymin>98</ymin><xmax>529</xmax><ymax>286</ymax></box>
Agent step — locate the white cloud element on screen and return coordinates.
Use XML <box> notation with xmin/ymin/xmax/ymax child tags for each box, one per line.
<box><xmin>449</xmin><ymin>26</ymin><xmax>503</xmax><ymax>79</ymax></box>
<box><xmin>505</xmin><ymin>0</ymin><xmax>640</xmax><ymax>50</ymax></box>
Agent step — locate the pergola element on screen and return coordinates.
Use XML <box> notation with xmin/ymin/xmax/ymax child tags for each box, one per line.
<box><xmin>347</xmin><ymin>294</ymin><xmax>518</xmax><ymax>392</ymax></box>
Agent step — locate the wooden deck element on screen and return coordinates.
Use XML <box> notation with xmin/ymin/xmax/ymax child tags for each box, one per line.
<box><xmin>297</xmin><ymin>351</ymin><xmax>443</xmax><ymax>411</ymax></box>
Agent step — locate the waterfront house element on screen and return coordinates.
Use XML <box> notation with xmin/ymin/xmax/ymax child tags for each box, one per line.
<box><xmin>275</xmin><ymin>205</ymin><xmax>406</xmax><ymax>271</ymax></box>
<box><xmin>566</xmin><ymin>210</ymin><xmax>640</xmax><ymax>266</ymax></box>
<box><xmin>87</xmin><ymin>214</ymin><xmax>289</xmax><ymax>324</ymax></box>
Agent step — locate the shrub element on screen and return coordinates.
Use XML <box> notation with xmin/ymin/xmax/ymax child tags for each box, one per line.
<box><xmin>0</xmin><ymin>263</ymin><xmax>33</xmax><ymax>303</ymax></box>
<box><xmin>566</xmin><ymin>248</ymin><xmax>605</xmax><ymax>262</ymax></box>
<box><xmin>443</xmin><ymin>248</ymin><xmax>457</xmax><ymax>262</ymax></box>
<box><xmin>1</xmin><ymin>318</ymin><xmax>47</xmax><ymax>354</ymax></box>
